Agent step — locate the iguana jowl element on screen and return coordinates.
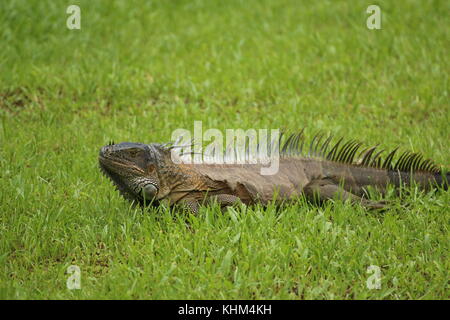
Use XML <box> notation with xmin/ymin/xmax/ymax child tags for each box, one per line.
<box><xmin>98</xmin><ymin>132</ymin><xmax>449</xmax><ymax>213</ymax></box>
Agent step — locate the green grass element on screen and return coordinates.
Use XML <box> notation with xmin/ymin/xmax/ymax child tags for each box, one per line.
<box><xmin>0</xmin><ymin>0</ymin><xmax>449</xmax><ymax>299</ymax></box>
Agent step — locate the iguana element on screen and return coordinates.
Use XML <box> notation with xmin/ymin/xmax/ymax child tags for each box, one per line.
<box><xmin>98</xmin><ymin>131</ymin><xmax>448</xmax><ymax>213</ymax></box>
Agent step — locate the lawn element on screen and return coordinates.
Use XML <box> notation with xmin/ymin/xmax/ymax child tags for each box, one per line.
<box><xmin>0</xmin><ymin>0</ymin><xmax>448</xmax><ymax>299</ymax></box>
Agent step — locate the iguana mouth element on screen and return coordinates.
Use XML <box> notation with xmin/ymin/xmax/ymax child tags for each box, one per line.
<box><xmin>98</xmin><ymin>154</ymin><xmax>146</xmax><ymax>173</ymax></box>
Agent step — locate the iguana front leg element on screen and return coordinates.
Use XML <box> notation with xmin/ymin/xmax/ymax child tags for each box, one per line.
<box><xmin>304</xmin><ymin>178</ymin><xmax>386</xmax><ymax>210</ymax></box>
<box><xmin>176</xmin><ymin>194</ymin><xmax>242</xmax><ymax>214</ymax></box>
<box><xmin>175</xmin><ymin>198</ymin><xmax>200</xmax><ymax>214</ymax></box>
<box><xmin>206</xmin><ymin>194</ymin><xmax>242</xmax><ymax>211</ymax></box>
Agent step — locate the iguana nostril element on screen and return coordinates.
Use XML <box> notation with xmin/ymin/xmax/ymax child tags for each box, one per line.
<box><xmin>142</xmin><ymin>184</ymin><xmax>157</xmax><ymax>200</ymax></box>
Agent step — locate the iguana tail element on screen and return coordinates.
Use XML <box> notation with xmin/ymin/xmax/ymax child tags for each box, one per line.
<box><xmin>433</xmin><ymin>171</ymin><xmax>449</xmax><ymax>190</ymax></box>
<box><xmin>385</xmin><ymin>169</ymin><xmax>449</xmax><ymax>191</ymax></box>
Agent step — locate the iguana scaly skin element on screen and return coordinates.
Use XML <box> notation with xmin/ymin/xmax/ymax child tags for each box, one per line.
<box><xmin>98</xmin><ymin>132</ymin><xmax>448</xmax><ymax>213</ymax></box>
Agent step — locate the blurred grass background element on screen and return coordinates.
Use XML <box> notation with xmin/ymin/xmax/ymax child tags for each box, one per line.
<box><xmin>0</xmin><ymin>0</ymin><xmax>448</xmax><ymax>299</ymax></box>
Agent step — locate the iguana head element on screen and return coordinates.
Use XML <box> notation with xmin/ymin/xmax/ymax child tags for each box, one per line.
<box><xmin>99</xmin><ymin>142</ymin><xmax>172</xmax><ymax>205</ymax></box>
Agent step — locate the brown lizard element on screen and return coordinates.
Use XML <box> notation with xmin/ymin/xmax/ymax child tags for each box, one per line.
<box><xmin>98</xmin><ymin>132</ymin><xmax>448</xmax><ymax>213</ymax></box>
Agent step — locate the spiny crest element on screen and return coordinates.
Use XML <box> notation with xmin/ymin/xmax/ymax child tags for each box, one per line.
<box><xmin>166</xmin><ymin>130</ymin><xmax>442</xmax><ymax>174</ymax></box>
<box><xmin>280</xmin><ymin>131</ymin><xmax>441</xmax><ymax>173</ymax></box>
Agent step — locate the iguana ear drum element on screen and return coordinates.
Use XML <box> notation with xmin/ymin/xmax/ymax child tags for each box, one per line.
<box><xmin>142</xmin><ymin>183</ymin><xmax>158</xmax><ymax>200</ymax></box>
